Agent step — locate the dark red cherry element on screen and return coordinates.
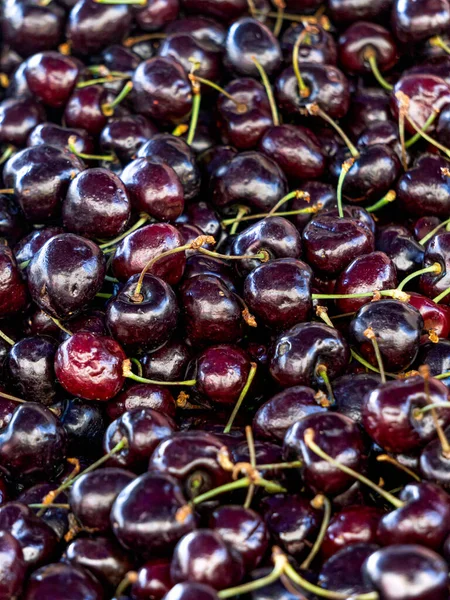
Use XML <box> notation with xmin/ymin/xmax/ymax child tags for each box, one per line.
<box><xmin>345</xmin><ymin>87</ymin><xmax>391</xmax><ymax>138</ymax></box>
<box><xmin>363</xmin><ymin>544</ymin><xmax>448</xmax><ymax>600</ymax></box>
<box><xmin>27</xmin><ymin>122</ymin><xmax>94</xmax><ymax>156</ymax></box>
<box><xmin>363</xmin><ymin>375</ymin><xmax>450</xmax><ymax>453</ymax></box>
<box><xmin>322</xmin><ymin>506</ymin><xmax>384</xmax><ymax>559</ymax></box>
<box><xmin>67</xmin><ymin>0</ymin><xmax>132</xmax><ymax>56</ymax></box>
<box><xmin>171</xmin><ymin>529</ymin><xmax>244</xmax><ymax>589</ymax></box>
<box><xmin>158</xmin><ymin>33</ymin><xmax>221</xmax><ymax>83</ymax></box>
<box><xmin>413</xmin><ymin>216</ymin><xmax>442</xmax><ymax>242</ymax></box>
<box><xmin>63</xmin><ymin>168</ymin><xmax>130</xmax><ymax>239</ymax></box>
<box><xmin>0</xmin><ymin>194</ymin><xmax>28</xmax><ymax>247</ymax></box>
<box><xmin>0</xmin><ymin>97</ymin><xmax>45</xmax><ymax>147</ymax></box>
<box><xmin>243</xmin><ymin>258</ymin><xmax>312</xmax><ymax>330</ymax></box>
<box><xmin>102</xmin><ymin>43</ymin><xmax>141</xmax><ymax>74</ymax></box>
<box><xmin>107</xmin><ymin>383</ymin><xmax>176</xmax><ymax>421</ymax></box>
<box><xmin>178</xmin><ymin>202</ymin><xmax>221</xmax><ymax>239</ymax></box>
<box><xmin>0</xmin><ymin>530</ymin><xmax>26</xmax><ymax>600</ymax></box>
<box><xmin>284</xmin><ymin>412</ymin><xmax>367</xmax><ymax>496</ymax></box>
<box><xmin>270</xmin><ymin>322</ymin><xmax>350</xmax><ymax>388</ymax></box>
<box><xmin>24</xmin><ymin>51</ymin><xmax>80</xmax><ymax>108</ymax></box>
<box><xmin>60</xmin><ymin>398</ymin><xmax>106</xmax><ymax>457</ymax></box>
<box><xmin>69</xmin><ymin>467</ymin><xmax>135</xmax><ymax>531</ymax></box>
<box><xmin>7</xmin><ymin>335</ymin><xmax>58</xmax><ymax>405</ymax></box>
<box><xmin>111</xmin><ymin>472</ymin><xmax>197</xmax><ymax>556</ymax></box>
<box><xmin>179</xmin><ymin>0</ymin><xmax>247</xmax><ymax>21</ymax></box>
<box><xmin>14</xmin><ymin>227</ymin><xmax>63</xmax><ymax>268</ymax></box>
<box><xmin>134</xmin><ymin>0</ymin><xmax>179</xmax><ymax>30</ymax></box>
<box><xmin>376</xmin><ymin>224</ymin><xmax>424</xmax><ymax>278</ymax></box>
<box><xmin>290</xmin><ymin>181</ymin><xmax>336</xmax><ymax>233</ymax></box>
<box><xmin>161</xmin><ymin>582</ymin><xmax>219</xmax><ymax>600</ymax></box>
<box><xmin>319</xmin><ymin>543</ymin><xmax>378</xmax><ymax>597</ymax></box>
<box><xmin>28</xmin><ymin>234</ymin><xmax>105</xmax><ymax>319</ymax></box>
<box><xmin>0</xmin><ymin>245</ymin><xmax>28</xmax><ymax>318</ymax></box>
<box><xmin>333</xmin><ymin>373</ymin><xmax>381</xmax><ymax>424</ymax></box>
<box><xmin>55</xmin><ymin>332</ymin><xmax>126</xmax><ymax>401</ymax></box>
<box><xmin>65</xmin><ymin>536</ymin><xmax>134</xmax><ymax>591</ymax></box>
<box><xmin>224</xmin><ymin>18</ymin><xmax>281</xmax><ymax>77</ymax></box>
<box><xmin>338</xmin><ymin>22</ymin><xmax>398</xmax><ymax>74</ymax></box>
<box><xmin>137</xmin><ymin>134</ymin><xmax>200</xmax><ymax>201</ymax></box>
<box><xmin>4</xmin><ymin>145</ymin><xmax>84</xmax><ymax>223</ymax></box>
<box><xmin>165</xmin><ymin>16</ymin><xmax>226</xmax><ymax>48</ymax></box>
<box><xmin>357</xmin><ymin>120</ymin><xmax>399</xmax><ymax>150</ymax></box>
<box><xmin>420</xmin><ymin>430</ymin><xmax>450</xmax><ymax>489</ymax></box>
<box><xmin>329</xmin><ymin>0</ymin><xmax>391</xmax><ymax>22</ymax></box>
<box><xmin>131</xmin><ymin>559</ymin><xmax>171</xmax><ymax>600</ymax></box>
<box><xmin>23</xmin><ymin>563</ymin><xmax>103</xmax><ymax>600</ymax></box>
<box><xmin>0</xmin><ymin>502</ymin><xmax>58</xmax><ymax>568</ymax></box>
<box><xmin>99</xmin><ymin>115</ymin><xmax>157</xmax><ymax>164</ymax></box>
<box><xmin>350</xmin><ymin>300</ymin><xmax>423</xmax><ymax>372</ymax></box>
<box><xmin>63</xmin><ymin>310</ymin><xmax>107</xmax><ymax>340</ymax></box>
<box><xmin>392</xmin><ymin>0</ymin><xmax>450</xmax><ymax>43</ymax></box>
<box><xmin>112</xmin><ymin>223</ymin><xmax>186</xmax><ymax>285</ymax></box>
<box><xmin>210</xmin><ymin>151</ymin><xmax>288</xmax><ymax>212</ymax></box>
<box><xmin>420</xmin><ymin>231</ymin><xmax>450</xmax><ymax>303</ymax></box>
<box><xmin>183</xmin><ymin>254</ymin><xmax>238</xmax><ymax>292</ymax></box>
<box><xmin>104</xmin><ymin>407</ymin><xmax>175</xmax><ymax>471</ymax></box>
<box><xmin>140</xmin><ymin>338</ymin><xmax>191</xmax><ymax>384</ymax></box>
<box><xmin>409</xmin><ymin>292</ymin><xmax>450</xmax><ymax>341</ymax></box>
<box><xmin>121</xmin><ymin>157</ymin><xmax>184</xmax><ymax>221</ymax></box>
<box><xmin>281</xmin><ymin>22</ymin><xmax>337</xmax><ymax>65</ymax></box>
<box><xmin>416</xmin><ymin>340</ymin><xmax>450</xmax><ymax>385</ymax></box>
<box><xmin>64</xmin><ymin>85</ymin><xmax>110</xmax><ymax>136</ymax></box>
<box><xmin>132</xmin><ymin>57</ymin><xmax>192</xmax><ymax>126</ymax></box>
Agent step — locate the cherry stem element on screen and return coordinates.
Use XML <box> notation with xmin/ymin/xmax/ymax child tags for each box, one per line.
<box><xmin>267</xmin><ymin>190</ymin><xmax>310</xmax><ymax>217</ymax></box>
<box><xmin>376</xmin><ymin>454</ymin><xmax>421</xmax><ymax>482</ymax></box>
<box><xmin>0</xmin><ymin>74</ymin><xmax>9</xmax><ymax>88</ymax></box>
<box><xmin>273</xmin><ymin>0</ymin><xmax>285</xmax><ymax>37</ymax></box>
<box><xmin>190</xmin><ymin>75</ymin><xmax>247</xmax><ymax>112</ymax></box>
<box><xmin>123</xmin><ymin>359</ymin><xmax>196</xmax><ymax>386</ymax></box>
<box><xmin>94</xmin><ymin>0</ymin><xmax>146</xmax><ymax>4</ymax></box>
<box><xmin>190</xmin><ymin>475</ymin><xmax>286</xmax><ymax>506</ymax></box>
<box><xmin>47</xmin><ymin>316</ymin><xmax>73</xmax><ymax>337</ymax></box>
<box><xmin>37</xmin><ymin>437</ymin><xmax>128</xmax><ymax>516</ymax></box>
<box><xmin>364</xmin><ymin>327</ymin><xmax>386</xmax><ymax>383</ymax></box>
<box><xmin>435</xmin><ymin>372</ymin><xmax>450</xmax><ymax>379</ymax></box>
<box><xmin>364</xmin><ymin>47</ymin><xmax>393</xmax><ymax>91</ymax></box>
<box><xmin>130</xmin><ymin>357</ymin><xmax>143</xmax><ymax>377</ymax></box>
<box><xmin>223</xmin><ymin>362</ymin><xmax>258</xmax><ymax>433</ymax></box>
<box><xmin>67</xmin><ymin>135</ymin><xmax>115</xmax><ymax>162</ymax></box>
<box><xmin>29</xmin><ymin>503</ymin><xmax>70</xmax><ymax>509</ymax></box>
<box><xmin>301</xmin><ymin>495</ymin><xmax>331</xmax><ymax>569</ymax></box>
<box><xmin>76</xmin><ymin>75</ymin><xmax>130</xmax><ymax>89</ymax></box>
<box><xmin>429</xmin><ymin>35</ymin><xmax>450</xmax><ymax>54</ymax></box>
<box><xmin>315</xmin><ymin>364</ymin><xmax>335</xmax><ymax>406</ymax></box>
<box><xmin>433</xmin><ymin>286</ymin><xmax>450</xmax><ymax>304</ymax></box>
<box><xmin>253</xmin><ymin>8</ymin><xmax>329</xmax><ymax>24</ymax></box>
<box><xmin>96</xmin><ymin>292</ymin><xmax>113</xmax><ymax>299</ymax></box>
<box><xmin>244</xmin><ymin>426</ymin><xmax>256</xmax><ymax>508</ymax></box>
<box><xmin>101</xmin><ymin>81</ymin><xmax>133</xmax><ymax>116</ymax></box>
<box><xmin>350</xmin><ymin>348</ymin><xmax>397</xmax><ymax>379</ymax></box>
<box><xmin>312</xmin><ymin>289</ymin><xmax>410</xmax><ymax>301</ymax></box>
<box><xmin>123</xmin><ymin>33</ymin><xmax>167</xmax><ymax>47</ymax></box>
<box><xmin>222</xmin><ymin>206</ymin><xmax>318</xmax><ymax>227</ymax></box>
<box><xmin>256</xmin><ymin>460</ymin><xmax>302</xmax><ymax>470</ymax></box>
<box><xmin>293</xmin><ymin>29</ymin><xmax>311</xmax><ymax>99</ymax></box>
<box><xmin>398</xmin><ymin>101</ymin><xmax>408</xmax><ymax>171</ymax></box>
<box><xmin>397</xmin><ymin>262</ymin><xmax>442</xmax><ymax>291</ymax></box>
<box><xmin>419</xmin><ymin>215</ymin><xmax>450</xmax><ymax>245</ymax></box>
<box><xmin>230</xmin><ymin>205</ymin><xmax>251</xmax><ymax>235</ymax></box>
<box><xmin>99</xmin><ymin>213</ymin><xmax>149</xmax><ymax>250</ymax></box>
<box><xmin>218</xmin><ymin>551</ymin><xmax>287</xmax><ymax>599</ymax></box>
<box><xmin>306</xmin><ymin>103</ymin><xmax>359</xmax><ymax>158</ymax></box>
<box><xmin>316</xmin><ymin>306</ymin><xmax>334</xmax><ymax>328</ymax></box>
<box><xmin>419</xmin><ymin>364</ymin><xmax>450</xmax><ymax>458</ymax></box>
<box><xmin>198</xmin><ymin>247</ymin><xmax>270</xmax><ymax>262</ymax></box>
<box><xmin>87</xmin><ymin>66</ymin><xmax>130</xmax><ymax>78</ymax></box>
<box><xmin>172</xmin><ymin>124</ymin><xmax>189</xmax><ymax>137</ymax></box>
<box><xmin>414</xmin><ymin>401</ymin><xmax>450</xmax><ymax>414</ymax></box>
<box><xmin>251</xmin><ymin>56</ymin><xmax>279</xmax><ymax>126</ymax></box>
<box><xmin>304</xmin><ymin>428</ymin><xmax>404</xmax><ymax>509</ymax></box>
<box><xmin>405</xmin><ymin>110</ymin><xmax>439</xmax><ymax>148</ymax></box>
<box><xmin>0</xmin><ymin>391</ymin><xmax>25</xmax><ymax>404</ymax></box>
<box><xmin>115</xmin><ymin>572</ymin><xmax>139</xmax><ymax>598</ymax></box>
<box><xmin>0</xmin><ymin>145</ymin><xmax>14</xmax><ymax>166</ymax></box>
<box><xmin>0</xmin><ymin>189</ymin><xmax>14</xmax><ymax>194</ymax></box>
<box><xmin>366</xmin><ymin>190</ymin><xmax>396</xmax><ymax>213</ymax></box>
<box><xmin>336</xmin><ymin>158</ymin><xmax>355</xmax><ymax>218</ymax></box>
<box><xmin>0</xmin><ymin>330</ymin><xmax>14</xmax><ymax>346</ymax></box>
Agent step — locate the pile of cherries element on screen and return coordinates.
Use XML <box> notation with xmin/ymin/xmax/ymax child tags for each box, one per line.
<box><xmin>5</xmin><ymin>0</ymin><xmax>450</xmax><ymax>597</ymax></box>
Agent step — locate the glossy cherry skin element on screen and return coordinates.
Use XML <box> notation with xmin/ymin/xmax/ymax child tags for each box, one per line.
<box><xmin>270</xmin><ymin>322</ymin><xmax>350</xmax><ymax>388</ymax></box>
<box><xmin>4</xmin><ymin>145</ymin><xmax>84</xmax><ymax>222</ymax></box>
<box><xmin>60</xmin><ymin>398</ymin><xmax>106</xmax><ymax>457</ymax></box>
<box><xmin>376</xmin><ymin>224</ymin><xmax>424</xmax><ymax>278</ymax></box>
<box><xmin>132</xmin><ymin>57</ymin><xmax>192</xmax><ymax>126</ymax></box>
<box><xmin>392</xmin><ymin>0</ymin><xmax>450</xmax><ymax>42</ymax></box>
<box><xmin>99</xmin><ymin>115</ymin><xmax>157</xmax><ymax>164</ymax></box>
<box><xmin>333</xmin><ymin>251</ymin><xmax>397</xmax><ymax>313</ymax></box>
<box><xmin>27</xmin><ymin>122</ymin><xmax>94</xmax><ymax>156</ymax></box>
<box><xmin>183</xmin><ymin>254</ymin><xmax>238</xmax><ymax>292</ymax></box>
<box><xmin>180</xmin><ymin>274</ymin><xmax>244</xmax><ymax>346</ymax></box>
<box><xmin>284</xmin><ymin>412</ymin><xmax>367</xmax><ymax>496</ymax></box>
<box><xmin>333</xmin><ymin>373</ymin><xmax>380</xmax><ymax>424</ymax></box>
<box><xmin>319</xmin><ymin>543</ymin><xmax>378</xmax><ymax>597</ymax></box>
<box><xmin>23</xmin><ymin>563</ymin><xmax>103</xmax><ymax>600</ymax></box>
<box><xmin>149</xmin><ymin>431</ymin><xmax>231</xmax><ymax>500</ymax></box>
<box><xmin>363</xmin><ymin>544</ymin><xmax>448</xmax><ymax>600</ymax></box>
<box><xmin>64</xmin><ymin>86</ymin><xmax>110</xmax><ymax>136</ymax></box>
<box><xmin>350</xmin><ymin>300</ymin><xmax>423</xmax><ymax>372</ymax></box>
<box><xmin>0</xmin><ymin>403</ymin><xmax>67</xmax><ymax>483</ymax></box>
<box><xmin>260</xmin><ymin>493</ymin><xmax>320</xmax><ymax>558</ymax></box>
<box><xmin>216</xmin><ymin>78</ymin><xmax>272</xmax><ymax>150</ymax></box>
<box><xmin>111</xmin><ymin>472</ymin><xmax>197</xmax><ymax>556</ymax></box>
<box><xmin>224</xmin><ymin>18</ymin><xmax>281</xmax><ymax>77</ymax></box>
<box><xmin>162</xmin><ymin>582</ymin><xmax>219</xmax><ymax>600</ymax></box>
<box><xmin>131</xmin><ymin>559</ymin><xmax>171</xmax><ymax>600</ymax></box>
<box><xmin>0</xmin><ymin>530</ymin><xmax>26</xmax><ymax>600</ymax></box>
<box><xmin>210</xmin><ymin>151</ymin><xmax>287</xmax><ymax>212</ymax></box>
<box><xmin>67</xmin><ymin>0</ymin><xmax>132</xmax><ymax>56</ymax></box>
<box><xmin>7</xmin><ymin>335</ymin><xmax>58</xmax><ymax>405</ymax></box>
<box><xmin>69</xmin><ymin>467</ymin><xmax>135</xmax><ymax>531</ymax></box>
<box><xmin>243</xmin><ymin>258</ymin><xmax>312</xmax><ymax>330</ymax></box>
<box><xmin>55</xmin><ymin>332</ymin><xmax>126</xmax><ymax>401</ymax></box>
<box><xmin>104</xmin><ymin>407</ymin><xmax>175</xmax><ymax>472</ymax></box>
<box><xmin>338</xmin><ymin>22</ymin><xmax>398</xmax><ymax>74</ymax></box>
<box><xmin>171</xmin><ymin>529</ymin><xmax>244</xmax><ymax>590</ymax></box>
<box><xmin>179</xmin><ymin>0</ymin><xmax>247</xmax><ymax>21</ymax></box>
<box><xmin>121</xmin><ymin>157</ymin><xmax>184</xmax><ymax>222</ymax></box>
<box><xmin>158</xmin><ymin>33</ymin><xmax>221</xmax><ymax>83</ymax></box>
<box><xmin>18</xmin><ymin>482</ymin><xmax>68</xmax><ymax>540</ymax></box>
<box><xmin>303</xmin><ymin>214</ymin><xmax>375</xmax><ymax>277</ymax></box>
<box><xmin>329</xmin><ymin>0</ymin><xmax>391</xmax><ymax>21</ymax></box>
<box><xmin>107</xmin><ymin>383</ymin><xmax>176</xmax><ymax>421</ymax></box>
<box><xmin>259</xmin><ymin>124</ymin><xmax>325</xmax><ymax>181</ymax></box>
<box><xmin>0</xmin><ymin>245</ymin><xmax>28</xmax><ymax>317</ymax></box>
<box><xmin>101</xmin><ymin>43</ymin><xmax>141</xmax><ymax>74</ymax></box>
<box><xmin>322</xmin><ymin>506</ymin><xmax>384</xmax><ymax>559</ymax></box>
<box><xmin>0</xmin><ymin>97</ymin><xmax>46</xmax><ymax>147</ymax></box>
<box><xmin>137</xmin><ymin>134</ymin><xmax>200</xmax><ymax>201</ymax></box>
<box><xmin>275</xmin><ymin>64</ymin><xmax>350</xmax><ymax>119</ymax></box>
<box><xmin>363</xmin><ymin>376</ymin><xmax>450</xmax><ymax>453</ymax></box>
<box><xmin>0</xmin><ymin>502</ymin><xmax>58</xmax><ymax>568</ymax></box>
<box><xmin>409</xmin><ymin>292</ymin><xmax>450</xmax><ymax>341</ymax></box>
<box><xmin>106</xmin><ymin>273</ymin><xmax>179</xmax><ymax>352</ymax></box>
<box><xmin>135</xmin><ymin>0</ymin><xmax>179</xmax><ymax>30</ymax></box>
<box><xmin>23</xmin><ymin>51</ymin><xmax>80</xmax><ymax>108</ymax></box>
<box><xmin>413</xmin><ymin>216</ymin><xmax>442</xmax><ymax>242</ymax></box>
<box><xmin>140</xmin><ymin>338</ymin><xmax>191</xmax><ymax>384</ymax></box>
<box><xmin>178</xmin><ymin>202</ymin><xmax>221</xmax><ymax>240</ymax></box>
<box><xmin>420</xmin><ymin>232</ymin><xmax>450</xmax><ymax>303</ymax></box>
<box><xmin>281</xmin><ymin>22</ymin><xmax>337</xmax><ymax>65</ymax></box>
<box><xmin>0</xmin><ymin>194</ymin><xmax>27</xmax><ymax>247</ymax></box>
<box><xmin>27</xmin><ymin>233</ymin><xmax>104</xmax><ymax>319</ymax></box>
<box><xmin>112</xmin><ymin>223</ymin><xmax>185</xmax><ymax>285</ymax></box>
<box><xmin>165</xmin><ymin>16</ymin><xmax>226</xmax><ymax>47</ymax></box>
<box><xmin>416</xmin><ymin>340</ymin><xmax>450</xmax><ymax>385</ymax></box>
<box><xmin>420</xmin><ymin>429</ymin><xmax>450</xmax><ymax>489</ymax></box>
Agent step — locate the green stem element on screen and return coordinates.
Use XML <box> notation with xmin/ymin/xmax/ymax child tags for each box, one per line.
<box><xmin>130</xmin><ymin>357</ymin><xmax>143</xmax><ymax>377</ymax></box>
<box><xmin>292</xmin><ymin>29</ymin><xmax>310</xmax><ymax>99</ymax></box>
<box><xmin>415</xmin><ymin>401</ymin><xmax>450</xmax><ymax>414</ymax></box>
<box><xmin>433</xmin><ymin>286</ymin><xmax>450</xmax><ymax>304</ymax></box>
<box><xmin>218</xmin><ymin>555</ymin><xmax>287</xmax><ymax>599</ymax></box>
<box><xmin>366</xmin><ymin>190</ymin><xmax>396</xmax><ymax>212</ymax></box>
<box><xmin>0</xmin><ymin>145</ymin><xmax>14</xmax><ymax>165</ymax></box>
<box><xmin>186</xmin><ymin>90</ymin><xmax>201</xmax><ymax>146</ymax></box>
<box><xmin>273</xmin><ymin>0</ymin><xmax>285</xmax><ymax>37</ymax></box>
<box><xmin>0</xmin><ymin>391</ymin><xmax>25</xmax><ymax>403</ymax></box>
<box><xmin>67</xmin><ymin>135</ymin><xmax>115</xmax><ymax>162</ymax></box>
<box><xmin>99</xmin><ymin>213</ymin><xmax>149</xmax><ymax>250</ymax></box>
<box><xmin>94</xmin><ymin>0</ymin><xmax>146</xmax><ymax>4</ymax></box>
<box><xmin>230</xmin><ymin>206</ymin><xmax>250</xmax><ymax>235</ymax></box>
<box><xmin>29</xmin><ymin>503</ymin><xmax>70</xmax><ymax>509</ymax></box>
<box><xmin>222</xmin><ymin>206</ymin><xmax>317</xmax><ymax>226</ymax></box>
<box><xmin>350</xmin><ymin>349</ymin><xmax>397</xmax><ymax>379</ymax></box>
<box><xmin>267</xmin><ymin>190</ymin><xmax>308</xmax><ymax>217</ymax></box>
<box><xmin>397</xmin><ymin>263</ymin><xmax>442</xmax><ymax>291</ymax></box>
<box><xmin>191</xmin><ymin>475</ymin><xmax>285</xmax><ymax>506</ymax></box>
<box><xmin>123</xmin><ymin>359</ymin><xmax>196</xmax><ymax>386</ymax></box>
<box><xmin>316</xmin><ymin>364</ymin><xmax>335</xmax><ymax>406</ymax></box>
<box><xmin>307</xmin><ymin>104</ymin><xmax>359</xmax><ymax>158</ymax></box>
<box><xmin>429</xmin><ymin>35</ymin><xmax>450</xmax><ymax>54</ymax></box>
<box><xmin>364</xmin><ymin>329</ymin><xmax>386</xmax><ymax>383</ymax></box>
<box><xmin>405</xmin><ymin>111</ymin><xmax>450</xmax><ymax>158</ymax></box>
<box><xmin>223</xmin><ymin>362</ymin><xmax>258</xmax><ymax>433</ymax></box>
<box><xmin>96</xmin><ymin>292</ymin><xmax>113</xmax><ymax>299</ymax></box>
<box><xmin>47</xmin><ymin>316</ymin><xmax>73</xmax><ymax>337</ymax></box>
<box><xmin>101</xmin><ymin>81</ymin><xmax>133</xmax><ymax>116</ymax></box>
<box><xmin>190</xmin><ymin>76</ymin><xmax>247</xmax><ymax>112</ymax></box>
<box><xmin>114</xmin><ymin>572</ymin><xmax>138</xmax><ymax>598</ymax></box>
<box><xmin>405</xmin><ymin>110</ymin><xmax>439</xmax><ymax>148</ymax></box>
<box><xmin>364</xmin><ymin>49</ymin><xmax>393</xmax><ymax>91</ymax></box>
<box><xmin>398</xmin><ymin>103</ymin><xmax>408</xmax><ymax>171</ymax></box>
<box><xmin>419</xmin><ymin>217</ymin><xmax>450</xmax><ymax>246</ymax></box>
<box><xmin>76</xmin><ymin>75</ymin><xmax>130</xmax><ymax>89</ymax></box>
<box><xmin>256</xmin><ymin>460</ymin><xmax>302</xmax><ymax>470</ymax></box>
<box><xmin>0</xmin><ymin>330</ymin><xmax>14</xmax><ymax>346</ymax></box>
<box><xmin>301</xmin><ymin>495</ymin><xmax>331</xmax><ymax>569</ymax></box>
<box><xmin>435</xmin><ymin>371</ymin><xmax>450</xmax><ymax>379</ymax></box>
<box><xmin>251</xmin><ymin>56</ymin><xmax>279</xmax><ymax>126</ymax></box>
<box><xmin>336</xmin><ymin>158</ymin><xmax>355</xmax><ymax>218</ymax></box>
<box><xmin>312</xmin><ymin>289</ymin><xmax>409</xmax><ymax>301</ymax></box>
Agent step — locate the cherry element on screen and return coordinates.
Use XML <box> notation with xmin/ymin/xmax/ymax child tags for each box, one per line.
<box><xmin>161</xmin><ymin>582</ymin><xmax>219</xmax><ymax>600</ymax></box>
<box><xmin>24</xmin><ymin>51</ymin><xmax>80</xmax><ymax>108</ymax></box>
<box><xmin>392</xmin><ymin>0</ymin><xmax>450</xmax><ymax>43</ymax></box>
<box><xmin>0</xmin><ymin>97</ymin><xmax>45</xmax><ymax>148</ymax></box>
<box><xmin>134</xmin><ymin>0</ymin><xmax>179</xmax><ymax>30</ymax></box>
<box><xmin>322</xmin><ymin>506</ymin><xmax>384</xmax><ymax>559</ymax></box>
<box><xmin>420</xmin><ymin>231</ymin><xmax>450</xmax><ymax>303</ymax></box>
<box><xmin>23</xmin><ymin>563</ymin><xmax>103</xmax><ymax>600</ymax></box>
<box><xmin>99</xmin><ymin>114</ymin><xmax>157</xmax><ymax>163</ymax></box>
<box><xmin>165</xmin><ymin>16</ymin><xmax>226</xmax><ymax>48</ymax></box>
<box><xmin>363</xmin><ymin>544</ymin><xmax>448</xmax><ymax>600</ymax></box>
<box><xmin>376</xmin><ymin>224</ymin><xmax>425</xmax><ymax>278</ymax></box>
<box><xmin>183</xmin><ymin>254</ymin><xmax>238</xmax><ymax>292</ymax></box>
<box><xmin>107</xmin><ymin>383</ymin><xmax>176</xmax><ymax>421</ymax></box>
<box><xmin>112</xmin><ymin>223</ymin><xmax>186</xmax><ymax>285</ymax></box>
<box><xmin>60</xmin><ymin>398</ymin><xmax>106</xmax><ymax>457</ymax></box>
<box><xmin>27</xmin><ymin>123</ymin><xmax>94</xmax><ymax>156</ymax></box>
<box><xmin>178</xmin><ymin>202</ymin><xmax>221</xmax><ymax>239</ymax></box>
<box><xmin>345</xmin><ymin>87</ymin><xmax>392</xmax><ymax>138</ymax></box>
<box><xmin>110</xmin><ymin>472</ymin><xmax>197</xmax><ymax>556</ymax></box>
<box><xmin>319</xmin><ymin>543</ymin><xmax>378</xmax><ymax>596</ymax></box>
<box><xmin>281</xmin><ymin>22</ymin><xmax>337</xmax><ymax>65</ymax></box>
<box><xmin>338</xmin><ymin>22</ymin><xmax>398</xmax><ymax>76</ymax></box>
<box><xmin>18</xmin><ymin>482</ymin><xmax>68</xmax><ymax>540</ymax></box>
<box><xmin>102</xmin><ymin>44</ymin><xmax>141</xmax><ymax>74</ymax></box>
<box><xmin>0</xmin><ymin>530</ymin><xmax>26</xmax><ymax>600</ymax></box>
<box><xmin>0</xmin><ymin>245</ymin><xmax>28</xmax><ymax>317</ymax></box>
<box><xmin>69</xmin><ymin>467</ymin><xmax>135</xmax><ymax>532</ymax></box>
<box><xmin>131</xmin><ymin>559</ymin><xmax>172</xmax><ymax>600</ymax></box>
<box><xmin>413</xmin><ymin>216</ymin><xmax>442</xmax><ymax>241</ymax></box>
<box><xmin>121</xmin><ymin>157</ymin><xmax>185</xmax><ymax>221</ymax></box>
<box><xmin>6</xmin><ymin>335</ymin><xmax>58</xmax><ymax>405</ymax></box>
<box><xmin>0</xmin><ymin>193</ymin><xmax>27</xmax><ymax>247</ymax></box>
<box><xmin>158</xmin><ymin>33</ymin><xmax>221</xmax><ymax>83</ymax></box>
<box><xmin>64</xmin><ymin>85</ymin><xmax>113</xmax><ymax>136</ymax></box>
<box><xmin>63</xmin><ymin>168</ymin><xmax>130</xmax><ymax>239</ymax></box>
<box><xmin>416</xmin><ymin>340</ymin><xmax>450</xmax><ymax>383</ymax></box>
<box><xmin>140</xmin><ymin>338</ymin><xmax>191</xmax><ymax>384</ymax></box>
<box><xmin>357</xmin><ymin>120</ymin><xmax>399</xmax><ymax>150</ymax></box>
<box><xmin>333</xmin><ymin>373</ymin><xmax>381</xmax><ymax>424</ymax></box>
<box><xmin>179</xmin><ymin>0</ymin><xmax>247</xmax><ymax>21</ymax></box>
<box><xmin>289</xmin><ymin>180</ymin><xmax>336</xmax><ymax>233</ymax></box>
<box><xmin>409</xmin><ymin>292</ymin><xmax>450</xmax><ymax>341</ymax></box>
<box><xmin>67</xmin><ymin>0</ymin><xmax>132</xmax><ymax>56</ymax></box>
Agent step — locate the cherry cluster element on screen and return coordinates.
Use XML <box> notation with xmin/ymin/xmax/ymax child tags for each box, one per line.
<box><xmin>3</xmin><ymin>0</ymin><xmax>450</xmax><ymax>598</ymax></box>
